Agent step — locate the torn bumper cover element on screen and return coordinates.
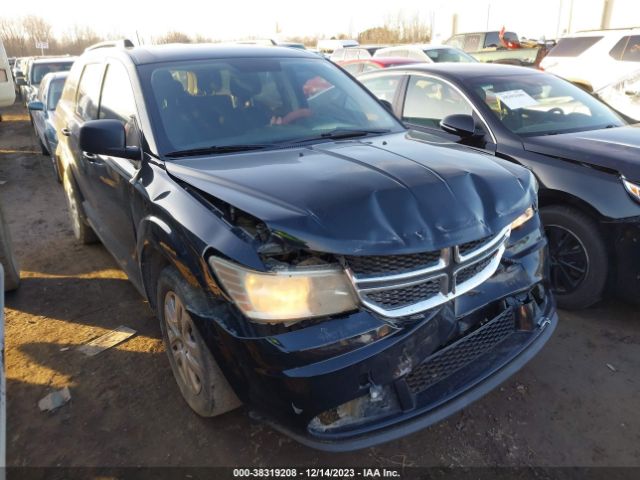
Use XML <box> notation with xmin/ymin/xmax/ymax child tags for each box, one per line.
<box><xmin>191</xmin><ymin>216</ymin><xmax>556</xmax><ymax>451</ymax></box>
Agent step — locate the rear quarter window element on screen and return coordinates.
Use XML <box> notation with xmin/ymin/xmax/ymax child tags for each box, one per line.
<box><xmin>547</xmin><ymin>36</ymin><xmax>603</xmax><ymax>57</ymax></box>
<box><xmin>75</xmin><ymin>63</ymin><xmax>105</xmax><ymax>121</ymax></box>
<box><xmin>622</xmin><ymin>36</ymin><xmax>640</xmax><ymax>61</ymax></box>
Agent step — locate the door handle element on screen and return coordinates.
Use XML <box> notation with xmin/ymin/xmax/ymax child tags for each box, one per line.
<box><xmin>61</xmin><ymin>127</ymin><xmax>71</xmax><ymax>136</ymax></box>
<box><xmin>82</xmin><ymin>151</ymin><xmax>98</xmax><ymax>161</ymax></box>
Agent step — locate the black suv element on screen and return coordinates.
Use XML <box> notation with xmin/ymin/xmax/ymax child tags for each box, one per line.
<box><xmin>54</xmin><ymin>41</ymin><xmax>556</xmax><ymax>450</ymax></box>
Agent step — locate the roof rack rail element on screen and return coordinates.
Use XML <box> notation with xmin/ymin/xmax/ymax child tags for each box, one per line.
<box><xmin>84</xmin><ymin>39</ymin><xmax>135</xmax><ymax>52</ymax></box>
<box><xmin>576</xmin><ymin>27</ymin><xmax>639</xmax><ymax>33</ymax></box>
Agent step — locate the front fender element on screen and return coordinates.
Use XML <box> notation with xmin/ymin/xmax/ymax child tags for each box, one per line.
<box><xmin>517</xmin><ymin>150</ymin><xmax>639</xmax><ymax>220</ymax></box>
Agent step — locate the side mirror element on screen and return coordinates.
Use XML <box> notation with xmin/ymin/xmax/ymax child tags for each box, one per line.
<box><xmin>79</xmin><ymin>120</ymin><xmax>140</xmax><ymax>160</ymax></box>
<box><xmin>15</xmin><ymin>77</ymin><xmax>26</xmax><ymax>86</ymax></box>
<box><xmin>27</xmin><ymin>101</ymin><xmax>44</xmax><ymax>112</ymax></box>
<box><xmin>440</xmin><ymin>114</ymin><xmax>477</xmax><ymax>138</ymax></box>
<box><xmin>379</xmin><ymin>99</ymin><xmax>394</xmax><ymax>113</ymax></box>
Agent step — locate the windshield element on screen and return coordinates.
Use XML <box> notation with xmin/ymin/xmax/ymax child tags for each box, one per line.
<box><xmin>425</xmin><ymin>48</ymin><xmax>476</xmax><ymax>63</ymax></box>
<box><xmin>31</xmin><ymin>62</ymin><xmax>73</xmax><ymax>86</ymax></box>
<box><xmin>470</xmin><ymin>73</ymin><xmax>625</xmax><ymax>136</ymax></box>
<box><xmin>141</xmin><ymin>57</ymin><xmax>403</xmax><ymax>155</ymax></box>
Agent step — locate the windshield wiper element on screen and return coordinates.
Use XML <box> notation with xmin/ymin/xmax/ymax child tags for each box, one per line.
<box><xmin>319</xmin><ymin>128</ymin><xmax>391</xmax><ymax>139</ymax></box>
<box><xmin>274</xmin><ymin>128</ymin><xmax>391</xmax><ymax>147</ymax></box>
<box><xmin>165</xmin><ymin>144</ymin><xmax>271</xmax><ymax>158</ymax></box>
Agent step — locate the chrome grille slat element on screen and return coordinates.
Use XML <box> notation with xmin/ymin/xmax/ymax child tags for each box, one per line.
<box><xmin>345</xmin><ymin>226</ymin><xmax>511</xmax><ymax>318</ymax></box>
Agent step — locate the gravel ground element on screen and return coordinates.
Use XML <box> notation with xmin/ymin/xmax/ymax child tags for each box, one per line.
<box><xmin>1</xmin><ymin>101</ymin><xmax>639</xmax><ymax>469</ymax></box>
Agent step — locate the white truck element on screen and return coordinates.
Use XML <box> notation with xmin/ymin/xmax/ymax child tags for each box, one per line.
<box><xmin>0</xmin><ymin>40</ymin><xmax>16</xmax><ymax>109</ymax></box>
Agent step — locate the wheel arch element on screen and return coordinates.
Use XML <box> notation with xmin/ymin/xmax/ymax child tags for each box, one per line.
<box><xmin>538</xmin><ymin>189</ymin><xmax>607</xmax><ymax>224</ymax></box>
<box><xmin>137</xmin><ymin>214</ymin><xmax>213</xmax><ymax>313</ymax></box>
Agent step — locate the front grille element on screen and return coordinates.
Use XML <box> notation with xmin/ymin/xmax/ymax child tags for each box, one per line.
<box><xmin>346</xmin><ymin>226</ymin><xmax>511</xmax><ymax>318</ymax></box>
<box><xmin>363</xmin><ymin>280</ymin><xmax>441</xmax><ymax>309</ymax></box>
<box><xmin>345</xmin><ymin>251</ymin><xmax>440</xmax><ymax>277</ymax></box>
<box><xmin>405</xmin><ymin>308</ymin><xmax>516</xmax><ymax>394</ymax></box>
<box><xmin>456</xmin><ymin>255</ymin><xmax>493</xmax><ymax>286</ymax></box>
<box><xmin>458</xmin><ymin>236</ymin><xmax>492</xmax><ymax>257</ymax></box>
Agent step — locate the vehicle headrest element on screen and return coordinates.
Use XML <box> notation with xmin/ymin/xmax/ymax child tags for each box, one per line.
<box><xmin>152</xmin><ymin>71</ymin><xmax>186</xmax><ymax>105</ymax></box>
<box><xmin>197</xmin><ymin>69</ymin><xmax>222</xmax><ymax>93</ymax></box>
<box><xmin>230</xmin><ymin>73</ymin><xmax>262</xmax><ymax>99</ymax></box>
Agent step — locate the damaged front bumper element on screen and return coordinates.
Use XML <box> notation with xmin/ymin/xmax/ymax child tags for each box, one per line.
<box><xmin>192</xmin><ymin>219</ymin><xmax>557</xmax><ymax>451</ymax></box>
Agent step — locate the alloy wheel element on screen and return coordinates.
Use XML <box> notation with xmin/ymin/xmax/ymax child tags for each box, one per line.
<box><xmin>545</xmin><ymin>224</ymin><xmax>589</xmax><ymax>295</ymax></box>
<box><xmin>163</xmin><ymin>291</ymin><xmax>204</xmax><ymax>396</ymax></box>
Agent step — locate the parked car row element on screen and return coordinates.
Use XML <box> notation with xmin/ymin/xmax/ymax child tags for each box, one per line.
<box><xmin>10</xmin><ymin>37</ymin><xmax>640</xmax><ymax>452</ymax></box>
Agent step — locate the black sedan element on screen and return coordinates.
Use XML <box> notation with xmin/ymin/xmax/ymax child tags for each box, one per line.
<box><xmin>360</xmin><ymin>63</ymin><xmax>640</xmax><ymax>309</ymax></box>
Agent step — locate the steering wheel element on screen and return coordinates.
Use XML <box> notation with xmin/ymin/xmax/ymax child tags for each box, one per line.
<box><xmin>547</xmin><ymin>107</ymin><xmax>565</xmax><ymax>116</ymax></box>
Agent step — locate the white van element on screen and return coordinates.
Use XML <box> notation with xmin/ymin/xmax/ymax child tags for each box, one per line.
<box><xmin>0</xmin><ymin>40</ymin><xmax>16</xmax><ymax>108</ymax></box>
<box><xmin>540</xmin><ymin>28</ymin><xmax>640</xmax><ymax>92</ymax></box>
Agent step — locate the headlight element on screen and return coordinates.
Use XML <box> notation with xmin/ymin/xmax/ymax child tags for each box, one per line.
<box><xmin>510</xmin><ymin>206</ymin><xmax>535</xmax><ymax>230</ymax></box>
<box><xmin>208</xmin><ymin>256</ymin><xmax>358</xmax><ymax>323</ymax></box>
<box><xmin>622</xmin><ymin>177</ymin><xmax>640</xmax><ymax>204</ymax></box>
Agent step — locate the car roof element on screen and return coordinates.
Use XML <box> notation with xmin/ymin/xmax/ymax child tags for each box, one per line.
<box><xmin>42</xmin><ymin>71</ymin><xmax>70</xmax><ymax>81</ymax></box>
<box><xmin>379</xmin><ymin>62</ymin><xmax>544</xmax><ymax>79</ymax></box>
<box><xmin>566</xmin><ymin>28</ymin><xmax>640</xmax><ymax>37</ymax></box>
<box><xmin>32</xmin><ymin>57</ymin><xmax>75</xmax><ymax>64</ymax></box>
<box><xmin>340</xmin><ymin>57</ymin><xmax>418</xmax><ymax>66</ymax></box>
<box><xmin>450</xmin><ymin>31</ymin><xmax>514</xmax><ymax>35</ymax></box>
<box><xmin>85</xmin><ymin>43</ymin><xmax>320</xmax><ymax>65</ymax></box>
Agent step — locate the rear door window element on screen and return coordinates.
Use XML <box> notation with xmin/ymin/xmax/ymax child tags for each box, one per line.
<box><xmin>622</xmin><ymin>36</ymin><xmax>640</xmax><ymax>61</ymax></box>
<box><xmin>402</xmin><ymin>75</ymin><xmax>473</xmax><ymax>128</ymax></box>
<box><xmin>609</xmin><ymin>37</ymin><xmax>628</xmax><ymax>59</ymax></box>
<box><xmin>75</xmin><ymin>63</ymin><xmax>105</xmax><ymax>121</ymax></box>
<box><xmin>344</xmin><ymin>49</ymin><xmax>359</xmax><ymax>60</ymax></box>
<box><xmin>361</xmin><ymin>62</ymin><xmax>381</xmax><ymax>73</ymax></box>
<box><xmin>547</xmin><ymin>36</ymin><xmax>603</xmax><ymax>57</ymax></box>
<box><xmin>360</xmin><ymin>74</ymin><xmax>404</xmax><ymax>103</ymax></box>
<box><xmin>484</xmin><ymin>32</ymin><xmax>500</xmax><ymax>48</ymax></box>
<box><xmin>342</xmin><ymin>62</ymin><xmax>363</xmax><ymax>75</ymax></box>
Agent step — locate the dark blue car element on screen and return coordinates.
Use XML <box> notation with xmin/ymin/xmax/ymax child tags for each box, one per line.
<box><xmin>54</xmin><ymin>41</ymin><xmax>556</xmax><ymax>450</ymax></box>
<box><xmin>28</xmin><ymin>71</ymin><xmax>69</xmax><ymax>181</ymax></box>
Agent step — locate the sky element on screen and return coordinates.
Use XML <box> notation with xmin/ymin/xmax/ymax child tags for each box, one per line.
<box><xmin>3</xmin><ymin>0</ymin><xmax>640</xmax><ymax>44</ymax></box>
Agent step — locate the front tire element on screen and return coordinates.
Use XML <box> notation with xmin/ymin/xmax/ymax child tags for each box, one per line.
<box><xmin>38</xmin><ymin>136</ymin><xmax>48</xmax><ymax>156</ymax></box>
<box><xmin>541</xmin><ymin>205</ymin><xmax>608</xmax><ymax>309</ymax></box>
<box><xmin>157</xmin><ymin>266</ymin><xmax>241</xmax><ymax>417</ymax></box>
<box><xmin>62</xmin><ymin>169</ymin><xmax>97</xmax><ymax>244</ymax></box>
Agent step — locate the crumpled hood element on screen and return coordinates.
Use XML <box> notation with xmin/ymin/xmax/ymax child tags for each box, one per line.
<box><xmin>523</xmin><ymin>125</ymin><xmax>640</xmax><ymax>180</ymax></box>
<box><xmin>166</xmin><ymin>133</ymin><xmax>536</xmax><ymax>255</ymax></box>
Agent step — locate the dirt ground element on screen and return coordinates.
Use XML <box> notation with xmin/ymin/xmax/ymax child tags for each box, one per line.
<box><xmin>1</xmin><ymin>100</ymin><xmax>639</xmax><ymax>468</ymax></box>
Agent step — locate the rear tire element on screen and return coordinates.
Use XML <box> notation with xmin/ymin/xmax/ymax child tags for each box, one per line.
<box><xmin>62</xmin><ymin>169</ymin><xmax>98</xmax><ymax>244</ymax></box>
<box><xmin>50</xmin><ymin>152</ymin><xmax>62</xmax><ymax>183</ymax></box>
<box><xmin>540</xmin><ymin>205</ymin><xmax>608</xmax><ymax>309</ymax></box>
<box><xmin>0</xmin><ymin>203</ymin><xmax>20</xmax><ymax>291</ymax></box>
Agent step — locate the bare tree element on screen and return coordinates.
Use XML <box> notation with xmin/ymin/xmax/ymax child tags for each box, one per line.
<box><xmin>358</xmin><ymin>26</ymin><xmax>400</xmax><ymax>44</ymax></box>
<box><xmin>60</xmin><ymin>25</ymin><xmax>102</xmax><ymax>54</ymax></box>
<box><xmin>154</xmin><ymin>31</ymin><xmax>192</xmax><ymax>44</ymax></box>
<box><xmin>382</xmin><ymin>10</ymin><xmax>431</xmax><ymax>44</ymax></box>
<box><xmin>21</xmin><ymin>15</ymin><xmax>54</xmax><ymax>51</ymax></box>
<box><xmin>0</xmin><ymin>17</ymin><xmax>28</xmax><ymax>56</ymax></box>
